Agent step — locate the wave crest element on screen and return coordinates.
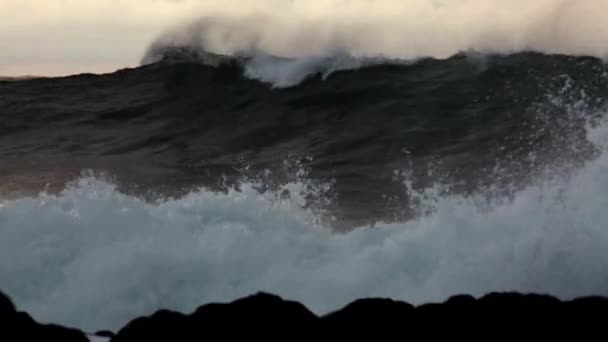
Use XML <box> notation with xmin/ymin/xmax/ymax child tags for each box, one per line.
<box><xmin>141</xmin><ymin>0</ymin><xmax>608</xmax><ymax>86</ymax></box>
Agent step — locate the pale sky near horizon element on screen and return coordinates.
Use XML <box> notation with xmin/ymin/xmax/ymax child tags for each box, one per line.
<box><xmin>0</xmin><ymin>0</ymin><xmax>299</xmax><ymax>76</ymax></box>
<box><xmin>0</xmin><ymin>0</ymin><xmax>213</xmax><ymax>76</ymax></box>
<box><xmin>1</xmin><ymin>0</ymin><xmax>607</xmax><ymax>76</ymax></box>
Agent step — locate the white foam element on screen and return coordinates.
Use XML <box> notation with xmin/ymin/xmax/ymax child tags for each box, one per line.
<box><xmin>1</xmin><ymin>116</ymin><xmax>608</xmax><ymax>331</ymax></box>
<box><xmin>242</xmin><ymin>53</ymin><xmax>353</xmax><ymax>88</ymax></box>
<box><xmin>149</xmin><ymin>0</ymin><xmax>608</xmax><ymax>60</ymax></box>
<box><xmin>142</xmin><ymin>0</ymin><xmax>608</xmax><ymax>86</ymax></box>
<box><xmin>240</xmin><ymin>52</ymin><xmax>390</xmax><ymax>88</ymax></box>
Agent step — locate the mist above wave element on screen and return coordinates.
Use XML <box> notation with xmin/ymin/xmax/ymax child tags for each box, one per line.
<box><xmin>147</xmin><ymin>0</ymin><xmax>608</xmax><ymax>59</ymax></box>
<box><xmin>141</xmin><ymin>0</ymin><xmax>608</xmax><ymax>87</ymax></box>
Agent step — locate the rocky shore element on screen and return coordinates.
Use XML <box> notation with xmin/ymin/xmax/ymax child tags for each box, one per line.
<box><xmin>2</xmin><ymin>290</ymin><xmax>606</xmax><ymax>340</ymax></box>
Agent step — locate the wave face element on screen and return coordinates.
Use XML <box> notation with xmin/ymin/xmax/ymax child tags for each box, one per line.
<box><xmin>1</xmin><ymin>51</ymin><xmax>608</xmax><ymax>330</ymax></box>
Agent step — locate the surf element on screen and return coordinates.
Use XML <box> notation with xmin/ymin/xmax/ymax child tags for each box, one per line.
<box><xmin>1</xmin><ymin>113</ymin><xmax>608</xmax><ymax>331</ymax></box>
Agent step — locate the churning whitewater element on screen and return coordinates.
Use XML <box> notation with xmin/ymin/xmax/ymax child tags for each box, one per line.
<box><xmin>2</xmin><ymin>0</ymin><xmax>608</xmax><ymax>332</ymax></box>
<box><xmin>1</xmin><ymin>119</ymin><xmax>608</xmax><ymax>331</ymax></box>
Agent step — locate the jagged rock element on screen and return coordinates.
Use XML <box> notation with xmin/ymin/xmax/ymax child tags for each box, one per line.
<box><xmin>112</xmin><ymin>293</ymin><xmax>317</xmax><ymax>341</ymax></box>
<box><xmin>112</xmin><ymin>291</ymin><xmax>608</xmax><ymax>340</ymax></box>
<box><xmin>0</xmin><ymin>290</ymin><xmax>88</xmax><ymax>341</ymax></box>
<box><xmin>3</xmin><ymin>289</ymin><xmax>608</xmax><ymax>341</ymax></box>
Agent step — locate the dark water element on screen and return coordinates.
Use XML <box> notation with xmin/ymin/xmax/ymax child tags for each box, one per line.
<box><xmin>3</xmin><ymin>50</ymin><xmax>608</xmax><ymax>332</ymax></box>
<box><xmin>1</xmin><ymin>51</ymin><xmax>607</xmax><ymax>228</ymax></box>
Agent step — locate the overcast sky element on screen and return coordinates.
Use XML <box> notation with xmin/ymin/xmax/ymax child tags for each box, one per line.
<box><xmin>0</xmin><ymin>0</ymin><xmax>298</xmax><ymax>76</ymax></box>
<box><xmin>0</xmin><ymin>0</ymin><xmax>208</xmax><ymax>75</ymax></box>
<box><xmin>1</xmin><ymin>0</ymin><xmax>606</xmax><ymax>76</ymax></box>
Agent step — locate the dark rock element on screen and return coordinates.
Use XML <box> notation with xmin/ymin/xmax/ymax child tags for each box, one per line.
<box><xmin>110</xmin><ymin>291</ymin><xmax>608</xmax><ymax>341</ymax></box>
<box><xmin>478</xmin><ymin>292</ymin><xmax>561</xmax><ymax>306</ymax></box>
<box><xmin>113</xmin><ymin>293</ymin><xmax>317</xmax><ymax>341</ymax></box>
<box><xmin>322</xmin><ymin>298</ymin><xmax>414</xmax><ymax>327</ymax></box>
<box><xmin>445</xmin><ymin>294</ymin><xmax>477</xmax><ymax>306</ymax></box>
<box><xmin>192</xmin><ymin>292</ymin><xmax>317</xmax><ymax>325</ymax></box>
<box><xmin>478</xmin><ymin>292</ymin><xmax>563</xmax><ymax>322</ymax></box>
<box><xmin>30</xmin><ymin>323</ymin><xmax>89</xmax><ymax>341</ymax></box>
<box><xmin>567</xmin><ymin>296</ymin><xmax>608</xmax><ymax>307</ymax></box>
<box><xmin>0</xmin><ymin>291</ymin><xmax>16</xmax><ymax>317</ymax></box>
<box><xmin>4</xmin><ymin>289</ymin><xmax>608</xmax><ymax>341</ymax></box>
<box><xmin>111</xmin><ymin>310</ymin><xmax>190</xmax><ymax>342</ymax></box>
<box><xmin>0</xmin><ymin>290</ymin><xmax>88</xmax><ymax>341</ymax></box>
<box><xmin>414</xmin><ymin>295</ymin><xmax>475</xmax><ymax>324</ymax></box>
<box><xmin>95</xmin><ymin>330</ymin><xmax>116</xmax><ymax>338</ymax></box>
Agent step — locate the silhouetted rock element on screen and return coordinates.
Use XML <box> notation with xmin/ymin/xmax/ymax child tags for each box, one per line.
<box><xmin>113</xmin><ymin>293</ymin><xmax>317</xmax><ymax>341</ymax></box>
<box><xmin>479</xmin><ymin>292</ymin><xmax>561</xmax><ymax>307</ymax></box>
<box><xmin>95</xmin><ymin>330</ymin><xmax>116</xmax><ymax>338</ymax></box>
<box><xmin>111</xmin><ymin>291</ymin><xmax>608</xmax><ymax>340</ymax></box>
<box><xmin>445</xmin><ymin>294</ymin><xmax>477</xmax><ymax>306</ymax></box>
<box><xmin>3</xmin><ymin>288</ymin><xmax>608</xmax><ymax>341</ymax></box>
<box><xmin>0</xmin><ymin>291</ymin><xmax>16</xmax><ymax>317</ymax></box>
<box><xmin>567</xmin><ymin>296</ymin><xmax>608</xmax><ymax>307</ymax></box>
<box><xmin>477</xmin><ymin>292</ymin><xmax>564</xmax><ymax>323</ymax></box>
<box><xmin>193</xmin><ymin>292</ymin><xmax>316</xmax><ymax>325</ymax></box>
<box><xmin>0</xmin><ymin>290</ymin><xmax>88</xmax><ymax>341</ymax></box>
<box><xmin>322</xmin><ymin>298</ymin><xmax>414</xmax><ymax>327</ymax></box>
<box><xmin>111</xmin><ymin>310</ymin><xmax>190</xmax><ymax>342</ymax></box>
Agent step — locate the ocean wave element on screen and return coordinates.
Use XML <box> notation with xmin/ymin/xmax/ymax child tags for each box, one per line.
<box><xmin>141</xmin><ymin>42</ymin><xmax>401</xmax><ymax>88</ymax></box>
<box><xmin>3</xmin><ymin>37</ymin><xmax>608</xmax><ymax>332</ymax></box>
<box><xmin>1</xmin><ymin>115</ymin><xmax>607</xmax><ymax>331</ymax></box>
<box><xmin>140</xmin><ymin>0</ymin><xmax>608</xmax><ymax>87</ymax></box>
<box><xmin>2</xmin><ymin>52</ymin><xmax>607</xmax><ymax>226</ymax></box>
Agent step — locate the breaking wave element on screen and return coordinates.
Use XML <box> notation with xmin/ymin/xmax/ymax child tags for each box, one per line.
<box><xmin>142</xmin><ymin>0</ymin><xmax>608</xmax><ymax>87</ymax></box>
<box><xmin>1</xmin><ymin>117</ymin><xmax>607</xmax><ymax>331</ymax></box>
